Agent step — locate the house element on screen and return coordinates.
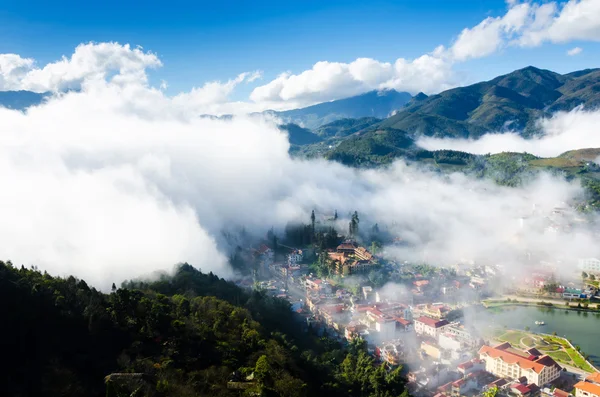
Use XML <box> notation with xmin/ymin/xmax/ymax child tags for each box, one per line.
<box><xmin>257</xmin><ymin>244</ymin><xmax>274</xmax><ymax>262</ymax></box>
<box><xmin>575</xmin><ymin>382</ymin><xmax>600</xmax><ymax>397</ymax></box>
<box><xmin>414</xmin><ymin>316</ymin><xmax>450</xmax><ymax>338</ymax></box>
<box><xmin>554</xmin><ymin>389</ymin><xmax>573</xmax><ymax>397</ymax></box>
<box><xmin>413</xmin><ymin>280</ymin><xmax>430</xmax><ymax>292</ymax></box>
<box><xmin>423</xmin><ymin>304</ymin><xmax>451</xmax><ymax>319</ymax></box>
<box><xmin>288</xmin><ymin>249</ymin><xmax>303</xmax><ymax>265</ymax></box>
<box><xmin>381</xmin><ymin>340</ymin><xmax>405</xmax><ymax>366</ymax></box>
<box><xmin>306</xmin><ymin>278</ymin><xmax>323</xmax><ymax>291</ymax></box>
<box><xmin>396</xmin><ymin>317</ymin><xmax>413</xmax><ymax>332</ymax></box>
<box><xmin>442</xmin><ymin>323</ymin><xmax>479</xmax><ymax>349</ymax></box>
<box><xmin>510</xmin><ymin>382</ymin><xmax>541</xmax><ymax>397</ymax></box>
<box><xmin>457</xmin><ymin>359</ymin><xmax>485</xmax><ymax>376</ymax></box>
<box><xmin>586</xmin><ymin>373</ymin><xmax>600</xmax><ymax>385</ymax></box>
<box><xmin>421</xmin><ymin>341</ymin><xmax>442</xmax><ymax>360</ymax></box>
<box><xmin>579</xmin><ymin>258</ymin><xmax>600</xmax><ymax>275</ymax></box>
<box><xmin>478</xmin><ymin>342</ymin><xmax>561</xmax><ymax>386</ymax></box>
<box><xmin>345</xmin><ymin>323</ymin><xmax>368</xmax><ymax>341</ymax></box>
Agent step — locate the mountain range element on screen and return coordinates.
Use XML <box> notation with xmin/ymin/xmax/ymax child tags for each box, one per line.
<box><xmin>282</xmin><ymin>66</ymin><xmax>600</xmax><ymax>165</ymax></box>
<box><xmin>262</xmin><ymin>89</ymin><xmax>411</xmax><ymax>129</ymax></box>
<box><xmin>2</xmin><ymin>66</ymin><xmax>600</xmax><ymax>161</ymax></box>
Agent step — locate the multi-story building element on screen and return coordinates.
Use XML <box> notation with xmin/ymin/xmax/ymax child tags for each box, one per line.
<box><xmin>575</xmin><ymin>373</ymin><xmax>600</xmax><ymax>397</ymax></box>
<box><xmin>414</xmin><ymin>316</ymin><xmax>449</xmax><ymax>338</ymax></box>
<box><xmin>579</xmin><ymin>258</ymin><xmax>600</xmax><ymax>275</ymax></box>
<box><xmin>287</xmin><ymin>249</ymin><xmax>303</xmax><ymax>265</ymax></box>
<box><xmin>576</xmin><ymin>382</ymin><xmax>600</xmax><ymax>397</ymax></box>
<box><xmin>478</xmin><ymin>343</ymin><xmax>561</xmax><ymax>386</ymax></box>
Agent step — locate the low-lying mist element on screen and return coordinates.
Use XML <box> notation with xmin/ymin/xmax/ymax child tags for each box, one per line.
<box><xmin>1</xmin><ymin>81</ymin><xmax>599</xmax><ymax>290</ymax></box>
<box><xmin>416</xmin><ymin>107</ymin><xmax>600</xmax><ymax>158</ymax></box>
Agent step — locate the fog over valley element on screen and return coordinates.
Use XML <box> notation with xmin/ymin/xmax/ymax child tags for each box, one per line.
<box><xmin>1</xmin><ymin>70</ymin><xmax>600</xmax><ymax>289</ymax></box>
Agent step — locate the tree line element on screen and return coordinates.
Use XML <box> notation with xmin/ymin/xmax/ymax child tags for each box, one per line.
<box><xmin>0</xmin><ymin>261</ymin><xmax>408</xmax><ymax>397</ymax></box>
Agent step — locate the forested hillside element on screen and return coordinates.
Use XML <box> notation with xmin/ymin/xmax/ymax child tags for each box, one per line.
<box><xmin>0</xmin><ymin>261</ymin><xmax>408</xmax><ymax>397</ymax></box>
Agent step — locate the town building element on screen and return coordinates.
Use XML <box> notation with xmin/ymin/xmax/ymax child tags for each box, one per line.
<box><xmin>421</xmin><ymin>341</ymin><xmax>442</xmax><ymax>360</ymax></box>
<box><xmin>579</xmin><ymin>258</ymin><xmax>600</xmax><ymax>275</ymax></box>
<box><xmin>420</xmin><ymin>303</ymin><xmax>451</xmax><ymax>319</ymax></box>
<box><xmin>381</xmin><ymin>340</ymin><xmax>405</xmax><ymax>366</ymax></box>
<box><xmin>457</xmin><ymin>359</ymin><xmax>485</xmax><ymax>376</ymax></box>
<box><xmin>575</xmin><ymin>381</ymin><xmax>600</xmax><ymax>397</ymax></box>
<box><xmin>345</xmin><ymin>323</ymin><xmax>368</xmax><ymax>341</ymax></box>
<box><xmin>327</xmin><ymin>242</ymin><xmax>375</xmax><ymax>275</ymax></box>
<box><xmin>414</xmin><ymin>316</ymin><xmax>449</xmax><ymax>338</ymax></box>
<box><xmin>478</xmin><ymin>343</ymin><xmax>561</xmax><ymax>386</ymax></box>
<box><xmin>287</xmin><ymin>249</ymin><xmax>303</xmax><ymax>265</ymax></box>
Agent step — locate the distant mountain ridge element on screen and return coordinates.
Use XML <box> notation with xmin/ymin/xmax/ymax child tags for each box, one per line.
<box><xmin>262</xmin><ymin>89</ymin><xmax>412</xmax><ymax>129</ymax></box>
<box><xmin>377</xmin><ymin>66</ymin><xmax>600</xmax><ymax>138</ymax></box>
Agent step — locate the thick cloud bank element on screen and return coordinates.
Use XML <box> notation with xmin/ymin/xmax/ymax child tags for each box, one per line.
<box><xmin>1</xmin><ymin>84</ymin><xmax>599</xmax><ymax>290</ymax></box>
<box><xmin>417</xmin><ymin>108</ymin><xmax>600</xmax><ymax>158</ymax></box>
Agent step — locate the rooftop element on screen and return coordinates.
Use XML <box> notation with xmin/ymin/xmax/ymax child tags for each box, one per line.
<box><xmin>479</xmin><ymin>343</ymin><xmax>560</xmax><ymax>374</ymax></box>
<box><xmin>415</xmin><ymin>316</ymin><xmax>449</xmax><ymax>328</ymax></box>
<box><xmin>576</xmin><ymin>382</ymin><xmax>600</xmax><ymax>396</ymax></box>
<box><xmin>586</xmin><ymin>372</ymin><xmax>600</xmax><ymax>384</ymax></box>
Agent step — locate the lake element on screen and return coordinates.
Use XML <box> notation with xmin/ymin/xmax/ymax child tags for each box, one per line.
<box><xmin>479</xmin><ymin>306</ymin><xmax>600</xmax><ymax>366</ymax></box>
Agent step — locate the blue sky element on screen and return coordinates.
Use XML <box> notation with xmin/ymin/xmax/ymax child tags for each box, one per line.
<box><xmin>1</xmin><ymin>0</ymin><xmax>600</xmax><ymax>105</ymax></box>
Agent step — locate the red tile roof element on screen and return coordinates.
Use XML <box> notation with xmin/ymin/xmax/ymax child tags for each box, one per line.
<box><xmin>553</xmin><ymin>388</ymin><xmax>571</xmax><ymax>397</ymax></box>
<box><xmin>457</xmin><ymin>361</ymin><xmax>473</xmax><ymax>370</ymax></box>
<box><xmin>415</xmin><ymin>316</ymin><xmax>449</xmax><ymax>328</ymax></box>
<box><xmin>511</xmin><ymin>384</ymin><xmax>530</xmax><ymax>394</ymax></box>
<box><xmin>478</xmin><ymin>344</ymin><xmax>560</xmax><ymax>374</ymax></box>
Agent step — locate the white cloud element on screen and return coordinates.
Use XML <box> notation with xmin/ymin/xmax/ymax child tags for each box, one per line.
<box><xmin>0</xmin><ymin>42</ymin><xmax>162</xmax><ymax>92</ymax></box>
<box><xmin>0</xmin><ymin>70</ymin><xmax>599</xmax><ymax>290</ymax></box>
<box><xmin>518</xmin><ymin>0</ymin><xmax>600</xmax><ymax>47</ymax></box>
<box><xmin>250</xmin><ymin>54</ymin><xmax>455</xmax><ymax>107</ymax></box>
<box><xmin>417</xmin><ymin>107</ymin><xmax>600</xmax><ymax>158</ymax></box>
<box><xmin>250</xmin><ymin>0</ymin><xmax>600</xmax><ymax>109</ymax></box>
<box><xmin>567</xmin><ymin>46</ymin><xmax>583</xmax><ymax>56</ymax></box>
<box><xmin>451</xmin><ymin>3</ymin><xmax>531</xmax><ymax>61</ymax></box>
<box><xmin>172</xmin><ymin>71</ymin><xmax>262</xmax><ymax>113</ymax></box>
<box><xmin>0</xmin><ymin>54</ymin><xmax>35</xmax><ymax>91</ymax></box>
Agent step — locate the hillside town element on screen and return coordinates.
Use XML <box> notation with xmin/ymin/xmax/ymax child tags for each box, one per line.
<box><xmin>232</xmin><ymin>208</ymin><xmax>600</xmax><ymax>397</ymax></box>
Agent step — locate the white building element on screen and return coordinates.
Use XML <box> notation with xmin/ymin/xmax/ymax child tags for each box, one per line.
<box><xmin>479</xmin><ymin>343</ymin><xmax>561</xmax><ymax>386</ymax></box>
<box><xmin>579</xmin><ymin>258</ymin><xmax>600</xmax><ymax>275</ymax></box>
<box><xmin>375</xmin><ymin>318</ymin><xmax>396</xmax><ymax>341</ymax></box>
<box><xmin>414</xmin><ymin>316</ymin><xmax>449</xmax><ymax>338</ymax></box>
<box><xmin>575</xmin><ymin>382</ymin><xmax>600</xmax><ymax>397</ymax></box>
<box><xmin>287</xmin><ymin>250</ymin><xmax>303</xmax><ymax>265</ymax></box>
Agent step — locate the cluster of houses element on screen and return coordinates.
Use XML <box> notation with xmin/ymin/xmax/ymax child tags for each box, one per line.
<box><xmin>326</xmin><ymin>241</ymin><xmax>377</xmax><ymax>275</ymax></box>
<box><xmin>246</xmin><ymin>240</ymin><xmax>597</xmax><ymax>397</ymax></box>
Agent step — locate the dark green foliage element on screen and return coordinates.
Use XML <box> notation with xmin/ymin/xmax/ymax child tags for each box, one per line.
<box><xmin>378</xmin><ymin>66</ymin><xmax>600</xmax><ymax>138</ymax></box>
<box><xmin>432</xmin><ymin>150</ymin><xmax>475</xmax><ymax>165</ymax></box>
<box><xmin>315</xmin><ymin>117</ymin><xmax>382</xmax><ymax>138</ymax></box>
<box><xmin>279</xmin><ymin>124</ymin><xmax>323</xmax><ymax>145</ymax></box>
<box><xmin>1</xmin><ymin>262</ymin><xmax>408</xmax><ymax>397</ymax></box>
<box><xmin>326</xmin><ymin>128</ymin><xmax>415</xmax><ymax>167</ymax></box>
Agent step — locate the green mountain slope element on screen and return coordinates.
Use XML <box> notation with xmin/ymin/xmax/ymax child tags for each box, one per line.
<box><xmin>1</xmin><ymin>262</ymin><xmax>409</xmax><ymax>397</ymax></box>
<box><xmin>314</xmin><ymin>117</ymin><xmax>381</xmax><ymax>138</ymax></box>
<box><xmin>264</xmin><ymin>89</ymin><xmax>411</xmax><ymax>129</ymax></box>
<box><xmin>279</xmin><ymin>123</ymin><xmax>323</xmax><ymax>145</ymax></box>
<box><xmin>378</xmin><ymin>66</ymin><xmax>600</xmax><ymax>138</ymax></box>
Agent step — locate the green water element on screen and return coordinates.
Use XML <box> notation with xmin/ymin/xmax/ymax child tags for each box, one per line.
<box><xmin>482</xmin><ymin>306</ymin><xmax>600</xmax><ymax>366</ymax></box>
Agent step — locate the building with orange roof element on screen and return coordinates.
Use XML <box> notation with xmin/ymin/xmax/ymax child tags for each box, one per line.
<box><xmin>478</xmin><ymin>343</ymin><xmax>561</xmax><ymax>386</ymax></box>
<box><xmin>586</xmin><ymin>372</ymin><xmax>600</xmax><ymax>385</ymax></box>
<box><xmin>575</xmin><ymin>381</ymin><xmax>600</xmax><ymax>397</ymax></box>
